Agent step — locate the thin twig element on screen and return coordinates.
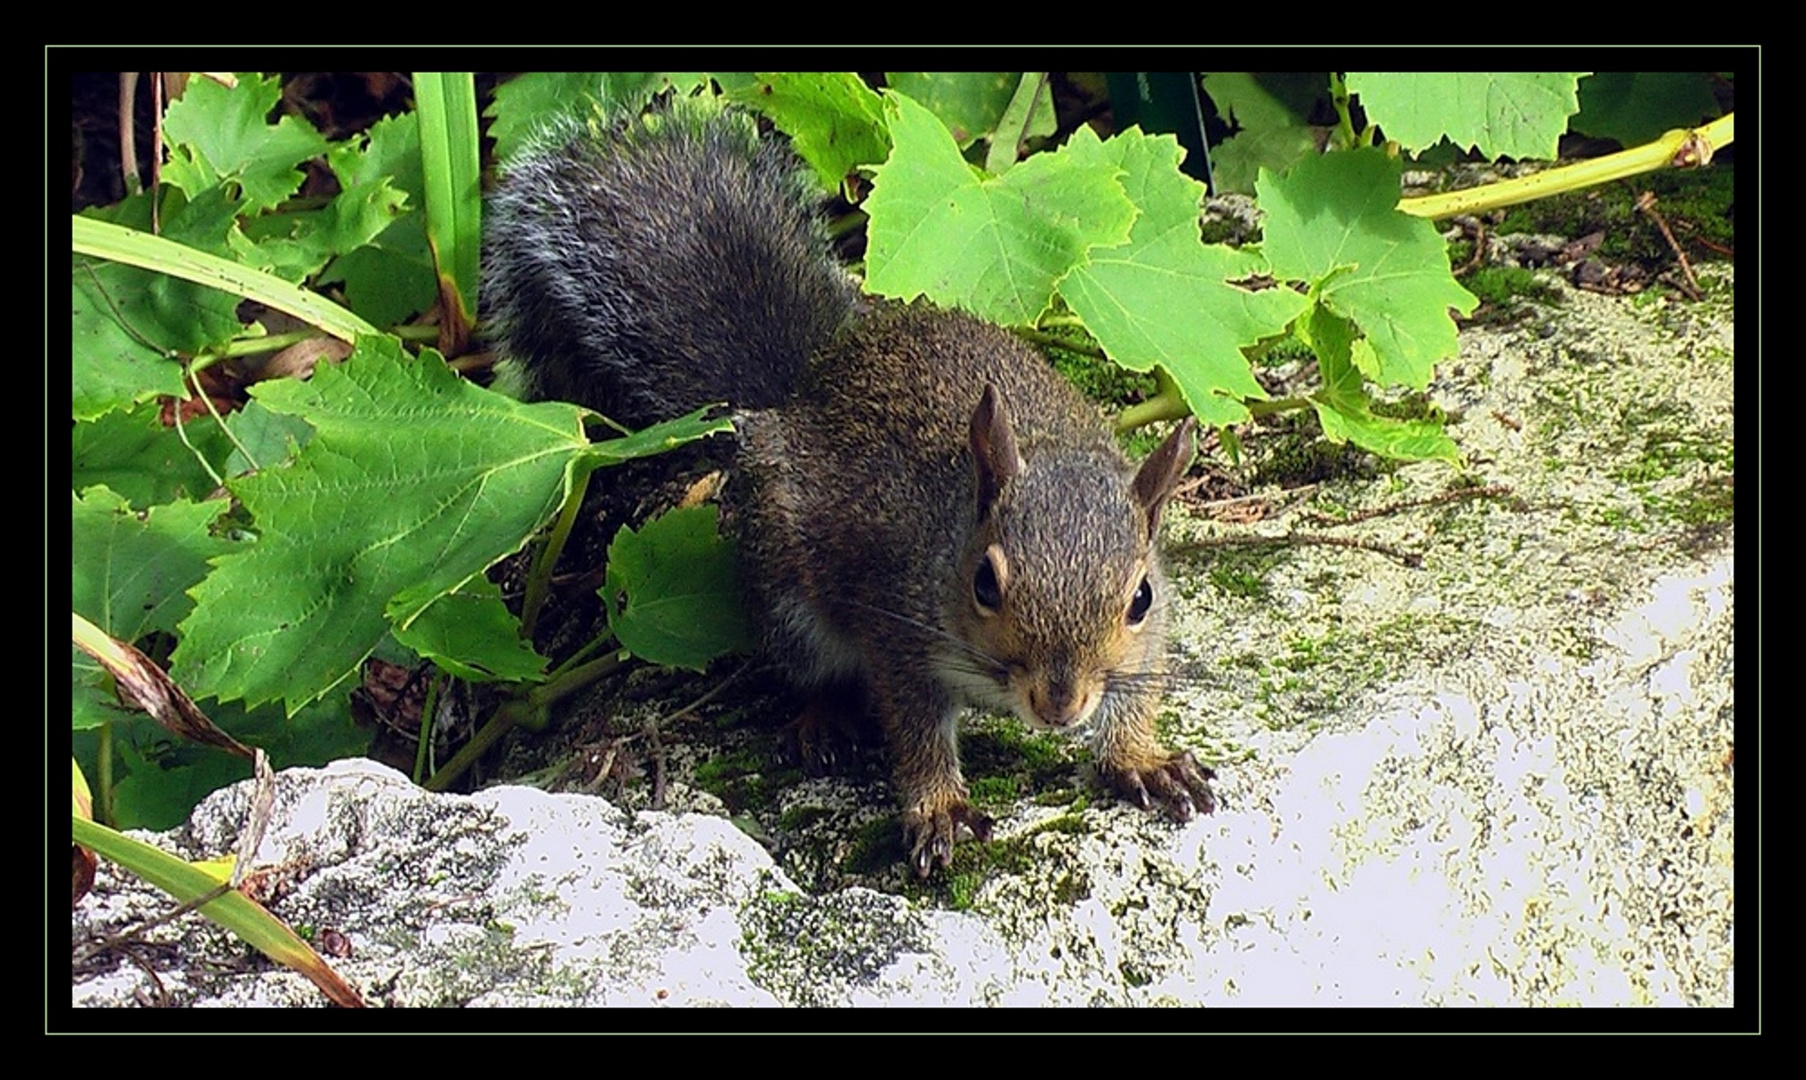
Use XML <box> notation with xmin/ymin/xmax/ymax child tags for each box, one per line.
<box><xmin>660</xmin><ymin>661</ymin><xmax>750</xmax><ymax>727</ymax></box>
<box><xmin>1634</xmin><ymin>190</ymin><xmax>1702</xmax><ymax>299</ymax></box>
<box><xmin>174</xmin><ymin>365</ymin><xmax>228</xmax><ymax>490</ymax></box>
<box><xmin>73</xmin><ymin>882</ymin><xmax>234</xmax><ymax>965</ymax></box>
<box><xmin>1451</xmin><ymin>218</ymin><xmax>1488</xmax><ymax>277</ymax></box>
<box><xmin>1182</xmin><ymin>481</ymin><xmax>1322</xmax><ymax>511</ymax></box>
<box><xmin>1299</xmin><ymin>483</ymin><xmax>1517</xmax><ymax>526</ymax></box>
<box><xmin>1177</xmin><ymin>531</ymin><xmax>1424</xmax><ymax>569</ymax></box>
<box><xmin>647</xmin><ymin>721</ymin><xmax>667</xmax><ymax>810</ymax></box>
<box><xmin>642</xmin><ymin>662</ymin><xmax>748</xmax><ymax>811</ymax></box>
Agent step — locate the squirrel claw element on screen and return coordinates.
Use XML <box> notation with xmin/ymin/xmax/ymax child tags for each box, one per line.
<box><xmin>780</xmin><ymin>698</ymin><xmax>866</xmax><ymax>776</ymax></box>
<box><xmin>905</xmin><ymin>801</ymin><xmax>994</xmax><ymax>878</ymax></box>
<box><xmin>1109</xmin><ymin>750</ymin><xmax>1217</xmax><ymax>822</ymax></box>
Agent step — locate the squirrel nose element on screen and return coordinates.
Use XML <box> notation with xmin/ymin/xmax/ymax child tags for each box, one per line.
<box><xmin>1029</xmin><ymin>676</ymin><xmax>1096</xmax><ymax>728</ymax></box>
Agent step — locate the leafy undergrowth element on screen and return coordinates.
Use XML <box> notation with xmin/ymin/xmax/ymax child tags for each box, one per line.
<box><xmin>70</xmin><ymin>68</ymin><xmax>1732</xmax><ymax>851</ymax></box>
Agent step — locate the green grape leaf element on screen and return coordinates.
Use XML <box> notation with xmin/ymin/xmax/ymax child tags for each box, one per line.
<box><xmin>1200</xmin><ymin>72</ymin><xmax>1327</xmax><ymax>195</ymax></box>
<box><xmin>1057</xmin><ymin>126</ymin><xmax>1307</xmax><ymax>426</ymax></box>
<box><xmin>73</xmin><ymin>188</ymin><xmax>249</xmax><ymax>419</ymax></box>
<box><xmin>1259</xmin><ymin>148</ymin><xmax>1477</xmax><ymax>390</ymax></box>
<box><xmin>330</xmin><ymin>112</ymin><xmax>425</xmax><ymax>205</ymax></box>
<box><xmin>483</xmin><ymin>72</ymin><xmax>686</xmax><ymax>161</ymax></box>
<box><xmin>1209</xmin><ymin>122</ymin><xmax>1323</xmax><ymax>198</ymax></box>
<box><xmin>725</xmin><ymin>72</ymin><xmax>891</xmax><ymax>192</ymax></box>
<box><xmin>485</xmin><ymin>73</ymin><xmax>616</xmax><ymax>161</ymax></box>
<box><xmin>161</xmin><ymin>73</ymin><xmax>329</xmax><ymax>210</ymax></box>
<box><xmin>1300</xmin><ymin>306</ymin><xmax>1458</xmax><ymax>464</ymax></box>
<box><xmin>1574</xmin><ymin>72</ymin><xmax>1722</xmax><ymax>146</ymax></box>
<box><xmin>604</xmin><ymin>505</ymin><xmax>754</xmax><ymax>672</ymax></box>
<box><xmin>318</xmin><ymin>113</ymin><xmax>438</xmax><ymax>326</ymax></box>
<box><xmin>236</xmin><ymin>173</ymin><xmax>409</xmax><ymax>284</ymax></box>
<box><xmin>864</xmin><ymin>91</ymin><xmax>1135</xmax><ymax>326</ymax></box>
<box><xmin>885</xmin><ymin>72</ymin><xmax>1055</xmax><ymax>148</ymax></box>
<box><xmin>220</xmin><ymin>398</ymin><xmax>315</xmax><ymax>479</ymax></box>
<box><xmin>72</xmin><ymin>663</ymin><xmax>115</xmax><ymax>733</ymax></box>
<box><xmin>171</xmin><ymin>338</ymin><xmax>589</xmax><ymax>712</ymax></box>
<box><xmin>317</xmin><ymin>225</ymin><xmax>436</xmax><ymax>330</ymax></box>
<box><xmin>72</xmin><ymin>405</ymin><xmax>233</xmax><ymax>506</ymax></box>
<box><xmin>107</xmin><ymin>738</ymin><xmax>257</xmax><ymax>832</ymax></box>
<box><xmin>1346</xmin><ymin>72</ymin><xmax>1585</xmax><ymax>160</ymax></box>
<box><xmin>233</xmin><ymin>110</ymin><xmax>415</xmax><ymax>297</ymax></box>
<box><xmin>1203</xmin><ymin>72</ymin><xmax>1326</xmax><ymax>132</ymax></box>
<box><xmin>395</xmin><ymin>576</ymin><xmax>548</xmax><ymax>684</ymax></box>
<box><xmin>72</xmin><ymin>486</ymin><xmax>238</xmax><ymax>642</ymax></box>
<box><xmin>70</xmin><ymin>265</ymin><xmax>191</xmax><ymax>419</ymax></box>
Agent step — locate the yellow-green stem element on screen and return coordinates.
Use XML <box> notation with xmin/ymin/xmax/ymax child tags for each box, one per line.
<box><xmin>1399</xmin><ymin>113</ymin><xmax>1734</xmax><ymax>220</ymax></box>
<box><xmin>521</xmin><ymin>464</ymin><xmax>594</xmax><ymax>641</ymax></box>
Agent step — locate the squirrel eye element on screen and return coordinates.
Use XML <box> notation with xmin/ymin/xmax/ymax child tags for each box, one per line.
<box><xmin>1126</xmin><ymin>575</ymin><xmax>1154</xmax><ymax>625</ymax></box>
<box><xmin>973</xmin><ymin>556</ymin><xmax>1003</xmax><ymax>613</ymax></box>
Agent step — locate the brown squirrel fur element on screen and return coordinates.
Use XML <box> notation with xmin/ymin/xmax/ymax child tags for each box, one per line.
<box><xmin>483</xmin><ymin>99</ymin><xmax>1215</xmax><ymax>875</ymax></box>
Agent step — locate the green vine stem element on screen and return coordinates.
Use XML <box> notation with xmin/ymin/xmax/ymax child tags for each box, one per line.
<box><xmin>519</xmin><ymin>462</ymin><xmax>595</xmax><ymax>641</ymax></box>
<box><xmin>1399</xmin><ymin>113</ymin><xmax>1734</xmax><ymax>220</ymax></box>
<box><xmin>1327</xmin><ymin>72</ymin><xmax>1357</xmax><ymax>149</ymax></box>
<box><xmin>422</xmin><ymin>650</ymin><xmax>626</xmax><ymax>793</ymax></box>
<box><xmin>1114</xmin><ymin>366</ymin><xmax>1187</xmax><ymax>431</ymax></box>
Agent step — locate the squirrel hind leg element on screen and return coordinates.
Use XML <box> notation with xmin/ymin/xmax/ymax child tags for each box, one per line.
<box><xmin>778</xmin><ymin>682</ymin><xmax>875</xmax><ymax>776</ymax></box>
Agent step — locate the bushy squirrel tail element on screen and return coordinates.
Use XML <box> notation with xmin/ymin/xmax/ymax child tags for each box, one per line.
<box><xmin>481</xmin><ymin>98</ymin><xmax>854</xmax><ymax>429</ymax></box>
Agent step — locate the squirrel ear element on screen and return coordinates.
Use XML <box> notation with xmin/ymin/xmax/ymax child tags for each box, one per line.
<box><xmin>969</xmin><ymin>384</ymin><xmax>1023</xmax><ymax>516</ymax></box>
<box><xmin>1131</xmin><ymin>417</ymin><xmax>1197</xmax><ymax>539</ymax></box>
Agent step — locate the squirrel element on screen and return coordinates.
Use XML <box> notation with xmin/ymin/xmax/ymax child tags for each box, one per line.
<box><xmin>482</xmin><ymin>97</ymin><xmax>1217</xmax><ymax>876</ymax></box>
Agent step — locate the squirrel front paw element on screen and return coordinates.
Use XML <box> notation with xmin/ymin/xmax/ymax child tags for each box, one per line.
<box><xmin>902</xmin><ymin>796</ymin><xmax>995</xmax><ymax>878</ymax></box>
<box><xmin>1104</xmin><ymin>749</ymin><xmax>1217</xmax><ymax>821</ymax></box>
